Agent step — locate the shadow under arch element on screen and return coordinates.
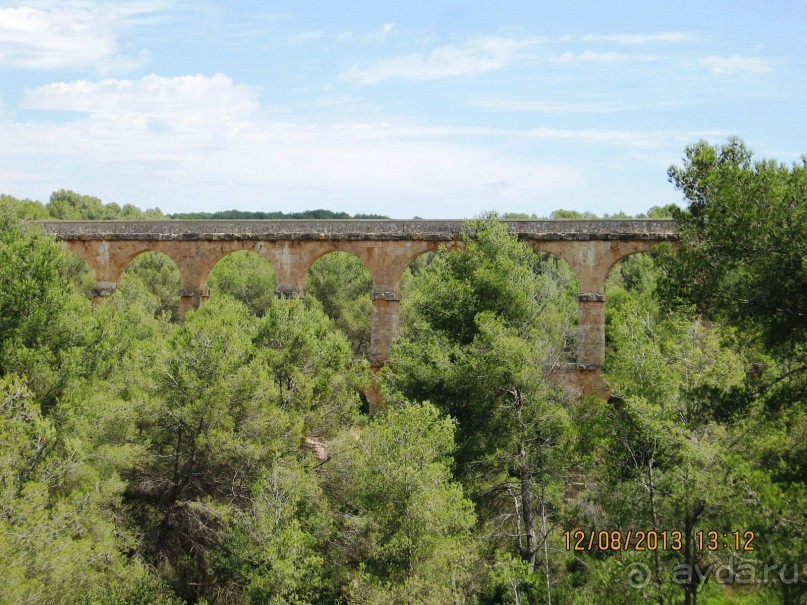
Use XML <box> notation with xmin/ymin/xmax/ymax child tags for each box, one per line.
<box><xmin>207</xmin><ymin>249</ymin><xmax>277</xmax><ymax>317</ymax></box>
<box><xmin>116</xmin><ymin>250</ymin><xmax>182</xmax><ymax>321</ymax></box>
<box><xmin>303</xmin><ymin>250</ymin><xmax>374</xmax><ymax>357</ymax></box>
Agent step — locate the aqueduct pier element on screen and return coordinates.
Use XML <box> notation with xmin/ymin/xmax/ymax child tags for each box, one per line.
<box><xmin>37</xmin><ymin>219</ymin><xmax>678</xmax><ymax>397</ymax></box>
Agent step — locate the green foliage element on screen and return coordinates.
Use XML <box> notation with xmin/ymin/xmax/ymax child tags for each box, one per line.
<box><xmin>638</xmin><ymin>203</ymin><xmax>678</xmax><ymax>218</ymax></box>
<box><xmin>662</xmin><ymin>138</ymin><xmax>807</xmax><ymax>353</ymax></box>
<box><xmin>596</xmin><ymin>249</ymin><xmax>806</xmax><ymax>604</ymax></box>
<box><xmin>393</xmin><ymin>218</ymin><xmax>577</xmax><ymax>452</ymax></box>
<box><xmin>0</xmin><ymin>375</ymin><xmax>145</xmax><ymax>605</ymax></box>
<box><xmin>1</xmin><ymin>175</ymin><xmax>805</xmax><ymax>603</ymax></box>
<box><xmin>129</xmin><ymin>297</ymin><xmax>267</xmax><ymax>561</ymax></box>
<box><xmin>210</xmin><ymin>461</ymin><xmax>335</xmax><ymax>604</ymax></box>
<box><xmin>114</xmin><ymin>295</ymin><xmax>362</xmax><ymax>600</ymax></box>
<box><xmin>502</xmin><ymin>212</ymin><xmax>540</xmax><ymax>218</ymax></box>
<box><xmin>117</xmin><ymin>251</ymin><xmax>182</xmax><ymax>320</ymax></box>
<box><xmin>398</xmin><ymin>215</ymin><xmax>577</xmax><ymax>348</ymax></box>
<box><xmin>659</xmin><ymin>138</ymin><xmax>806</xmax><ymax>514</ymax></box>
<box><xmin>390</xmin><ymin>215</ymin><xmax>579</xmax><ymax>602</ymax></box>
<box><xmin>46</xmin><ymin>189</ymin><xmax>164</xmax><ymax>220</ymax></box>
<box><xmin>63</xmin><ymin>250</ymin><xmax>96</xmax><ymax>299</ymax></box>
<box><xmin>47</xmin><ymin>189</ymin><xmax>110</xmax><ymax>220</ymax></box>
<box><xmin>256</xmin><ymin>297</ymin><xmax>366</xmax><ymax>436</ymax></box>
<box><xmin>343</xmin><ymin>401</ymin><xmax>479</xmax><ymax>604</ymax></box>
<box><xmin>0</xmin><ymin>222</ymin><xmax>94</xmax><ymax>409</ymax></box>
<box><xmin>481</xmin><ymin>550</ymin><xmax>549</xmax><ymax>605</ymax></box>
<box><xmin>304</xmin><ymin>251</ymin><xmax>374</xmax><ymax>356</ymax></box>
<box><xmin>549</xmin><ymin>209</ymin><xmax>598</xmax><ymax>219</ymax></box>
<box><xmin>606</xmin><ymin>252</ymin><xmax>658</xmax><ymax>297</ymax></box>
<box><xmin>87</xmin><ymin>573</ymin><xmax>185</xmax><ymax>605</ymax></box>
<box><xmin>208</xmin><ymin>250</ymin><xmax>277</xmax><ymax>316</ymax></box>
<box><xmin>0</xmin><ymin>193</ymin><xmax>49</xmax><ymax>221</ymax></box>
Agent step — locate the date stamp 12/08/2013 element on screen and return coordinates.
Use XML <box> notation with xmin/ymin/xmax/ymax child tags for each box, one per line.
<box><xmin>563</xmin><ymin>529</ymin><xmax>756</xmax><ymax>552</ymax></box>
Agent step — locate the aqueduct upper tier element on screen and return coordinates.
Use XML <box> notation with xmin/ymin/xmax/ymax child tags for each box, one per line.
<box><xmin>37</xmin><ymin>219</ymin><xmax>678</xmax><ymax>396</ymax></box>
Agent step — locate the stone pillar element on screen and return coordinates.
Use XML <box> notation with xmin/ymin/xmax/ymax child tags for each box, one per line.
<box><xmin>178</xmin><ymin>287</ymin><xmax>205</xmax><ymax>322</ymax></box>
<box><xmin>577</xmin><ymin>292</ymin><xmax>606</xmax><ymax>367</ymax></box>
<box><xmin>91</xmin><ymin>281</ymin><xmax>117</xmax><ymax>306</ymax></box>
<box><xmin>369</xmin><ymin>290</ymin><xmax>400</xmax><ymax>367</ymax></box>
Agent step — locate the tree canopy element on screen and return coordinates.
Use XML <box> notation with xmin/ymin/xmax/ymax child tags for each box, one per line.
<box><xmin>0</xmin><ymin>143</ymin><xmax>805</xmax><ymax>604</ymax></box>
<box><xmin>662</xmin><ymin>138</ymin><xmax>806</xmax><ymax>352</ymax></box>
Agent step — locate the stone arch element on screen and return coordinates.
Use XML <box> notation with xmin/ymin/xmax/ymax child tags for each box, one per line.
<box><xmin>117</xmin><ymin>249</ymin><xmax>182</xmax><ymax>321</ymax></box>
<box><xmin>603</xmin><ymin>250</ymin><xmax>663</xmax><ymax>380</ymax></box>
<box><xmin>601</xmin><ymin>242</ymin><xmax>664</xmax><ymax>289</ymax></box>
<box><xmin>604</xmin><ymin>248</ymin><xmax>661</xmax><ymax>295</ymax></box>
<box><xmin>371</xmin><ymin>240</ymin><xmax>461</xmax><ymax>297</ymax></box>
<box><xmin>207</xmin><ymin>249</ymin><xmax>278</xmax><ymax>316</ymax></box>
<box><xmin>188</xmin><ymin>241</ymin><xmax>267</xmax><ymax>291</ymax></box>
<box><xmin>527</xmin><ymin>241</ymin><xmax>605</xmax><ymax>367</ymax></box>
<box><xmin>299</xmin><ymin>245</ymin><xmax>371</xmax><ymax>294</ymax></box>
<box><xmin>116</xmin><ymin>243</ymin><xmax>185</xmax><ymax>284</ymax></box>
<box><xmin>364</xmin><ymin>241</ymin><xmax>461</xmax><ymax>366</ymax></box>
<box><xmin>303</xmin><ymin>250</ymin><xmax>374</xmax><ymax>357</ymax></box>
<box><xmin>528</xmin><ymin>240</ymin><xmax>660</xmax><ymax>294</ymax></box>
<box><xmin>530</xmin><ymin>249</ymin><xmax>581</xmax><ymax>363</ymax></box>
<box><xmin>396</xmin><ymin>244</ymin><xmax>454</xmax><ymax>329</ymax></box>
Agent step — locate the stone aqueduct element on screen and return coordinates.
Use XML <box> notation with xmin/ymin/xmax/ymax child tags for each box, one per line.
<box><xmin>38</xmin><ymin>219</ymin><xmax>678</xmax><ymax>397</ymax></box>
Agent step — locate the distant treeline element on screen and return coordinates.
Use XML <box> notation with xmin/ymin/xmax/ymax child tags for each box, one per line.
<box><xmin>0</xmin><ymin>190</ymin><xmax>392</xmax><ymax>220</ymax></box>
<box><xmin>1</xmin><ymin>188</ymin><xmax>677</xmax><ymax>221</ymax></box>
<box><xmin>170</xmin><ymin>209</ymin><xmax>390</xmax><ymax>220</ymax></box>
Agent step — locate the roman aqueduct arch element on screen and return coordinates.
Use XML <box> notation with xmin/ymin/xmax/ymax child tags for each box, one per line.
<box><xmin>38</xmin><ymin>219</ymin><xmax>677</xmax><ymax>397</ymax></box>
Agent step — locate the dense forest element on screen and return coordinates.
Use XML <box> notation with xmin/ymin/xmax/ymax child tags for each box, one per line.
<box><xmin>0</xmin><ymin>138</ymin><xmax>804</xmax><ymax>604</ymax></box>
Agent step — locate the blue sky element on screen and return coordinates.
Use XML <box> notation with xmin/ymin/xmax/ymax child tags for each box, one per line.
<box><xmin>1</xmin><ymin>1</ymin><xmax>804</xmax><ymax>218</ymax></box>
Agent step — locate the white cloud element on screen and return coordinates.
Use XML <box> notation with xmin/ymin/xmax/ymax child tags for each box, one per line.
<box><xmin>358</xmin><ymin>22</ymin><xmax>398</xmax><ymax>43</ymax></box>
<box><xmin>335</xmin><ymin>23</ymin><xmax>396</xmax><ymax>44</ymax></box>
<box><xmin>582</xmin><ymin>32</ymin><xmax>690</xmax><ymax>45</ymax></box>
<box><xmin>286</xmin><ymin>30</ymin><xmax>323</xmax><ymax>44</ymax></box>
<box><xmin>700</xmin><ymin>54</ymin><xmax>772</xmax><ymax>74</ymax></box>
<box><xmin>555</xmin><ymin>51</ymin><xmax>657</xmax><ymax>63</ymax></box>
<box><xmin>470</xmin><ymin>98</ymin><xmax>637</xmax><ymax>113</ymax></box>
<box><xmin>0</xmin><ymin>3</ymin><xmax>157</xmax><ymax>71</ymax></box>
<box><xmin>525</xmin><ymin>127</ymin><xmax>730</xmax><ymax>148</ymax></box>
<box><xmin>341</xmin><ymin>37</ymin><xmax>544</xmax><ymax>84</ymax></box>
<box><xmin>25</xmin><ymin>73</ymin><xmax>260</xmax><ymax>123</ymax></box>
<box><xmin>6</xmin><ymin>72</ymin><xmax>585</xmax><ymax>214</ymax></box>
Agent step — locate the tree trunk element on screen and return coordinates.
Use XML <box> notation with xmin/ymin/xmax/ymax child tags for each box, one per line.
<box><xmin>512</xmin><ymin>387</ymin><xmax>538</xmax><ymax>570</ymax></box>
<box><xmin>541</xmin><ymin>496</ymin><xmax>552</xmax><ymax>605</ymax></box>
<box><xmin>519</xmin><ymin>443</ymin><xmax>538</xmax><ymax>569</ymax></box>
<box><xmin>682</xmin><ymin>503</ymin><xmax>705</xmax><ymax>605</ymax></box>
<box><xmin>647</xmin><ymin>458</ymin><xmax>665</xmax><ymax>605</ymax></box>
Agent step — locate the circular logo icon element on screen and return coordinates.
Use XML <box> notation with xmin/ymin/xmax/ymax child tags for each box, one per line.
<box><xmin>626</xmin><ymin>561</ymin><xmax>651</xmax><ymax>589</ymax></box>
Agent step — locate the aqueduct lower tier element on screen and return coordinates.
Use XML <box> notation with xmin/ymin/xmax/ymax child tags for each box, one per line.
<box><xmin>38</xmin><ymin>219</ymin><xmax>678</xmax><ymax>397</ymax></box>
